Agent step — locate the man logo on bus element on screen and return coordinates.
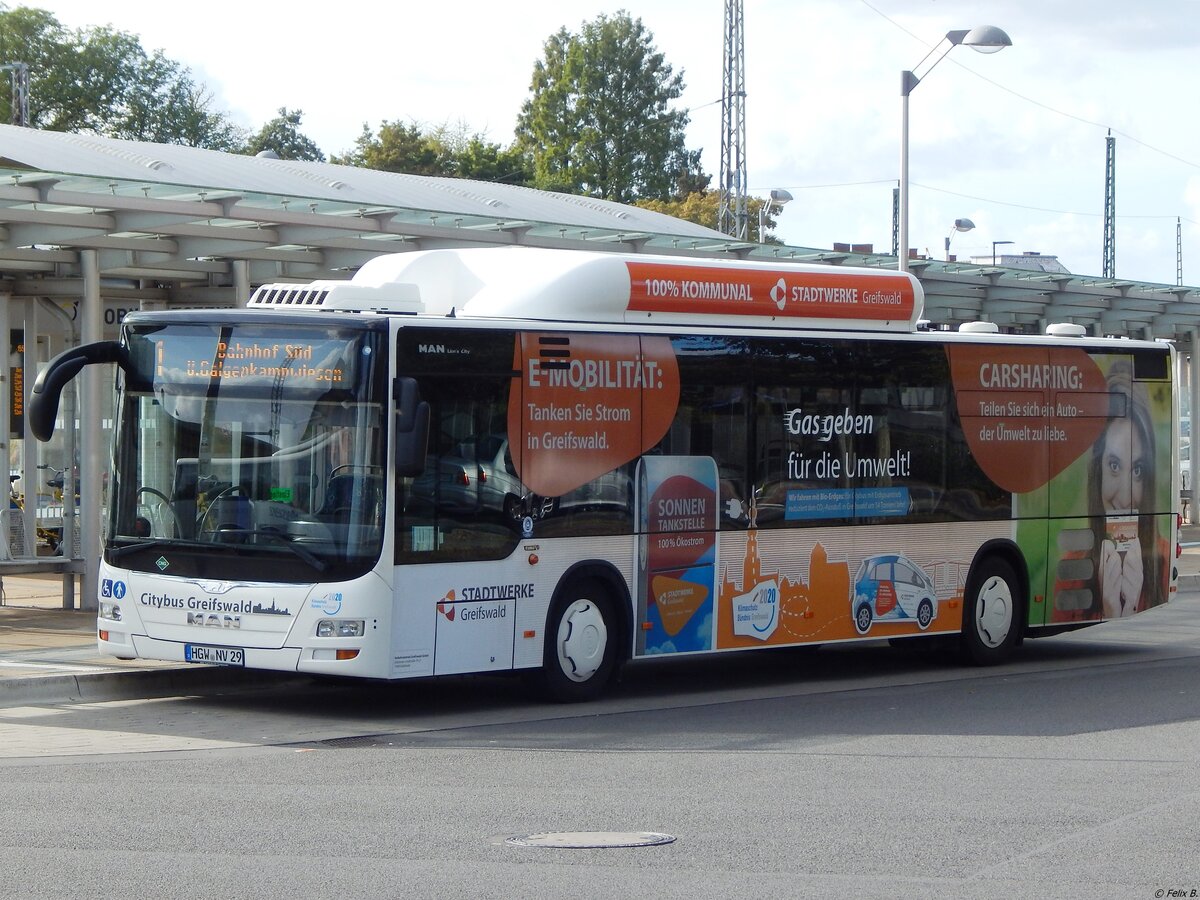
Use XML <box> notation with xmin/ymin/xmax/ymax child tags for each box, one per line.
<box><xmin>437</xmin><ymin>590</ymin><xmax>456</xmax><ymax>621</ymax></box>
<box><xmin>770</xmin><ymin>278</ymin><xmax>788</xmax><ymax>311</ymax></box>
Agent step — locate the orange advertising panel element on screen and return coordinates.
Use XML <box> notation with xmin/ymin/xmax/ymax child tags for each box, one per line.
<box><xmin>508</xmin><ymin>333</ymin><xmax>680</xmax><ymax>497</ymax></box>
<box><xmin>946</xmin><ymin>345</ymin><xmax>1109</xmax><ymax>494</ymax></box>
<box><xmin>626</xmin><ymin>261</ymin><xmax>916</xmax><ymax>322</ymax></box>
<box><xmin>651</xmin><ymin>575</ymin><xmax>711</xmax><ymax>637</ymax></box>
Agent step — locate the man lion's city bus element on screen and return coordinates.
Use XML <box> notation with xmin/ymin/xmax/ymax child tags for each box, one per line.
<box><xmin>29</xmin><ymin>247</ymin><xmax>1181</xmax><ymax>700</ymax></box>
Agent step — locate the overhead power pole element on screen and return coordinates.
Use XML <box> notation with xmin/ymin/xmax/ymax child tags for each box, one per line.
<box><xmin>1103</xmin><ymin>130</ymin><xmax>1116</xmax><ymax>278</ymax></box>
<box><xmin>718</xmin><ymin>0</ymin><xmax>747</xmax><ymax>239</ymax></box>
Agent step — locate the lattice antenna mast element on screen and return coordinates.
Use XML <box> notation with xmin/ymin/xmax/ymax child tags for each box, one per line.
<box><xmin>1102</xmin><ymin>130</ymin><xmax>1116</xmax><ymax>278</ymax></box>
<box><xmin>891</xmin><ymin>185</ymin><xmax>900</xmax><ymax>257</ymax></box>
<box><xmin>1178</xmin><ymin>216</ymin><xmax>1184</xmax><ymax>286</ymax></box>
<box><xmin>717</xmin><ymin>0</ymin><xmax>748</xmax><ymax>239</ymax></box>
<box><xmin>1</xmin><ymin>63</ymin><xmax>29</xmax><ymax>126</ymax></box>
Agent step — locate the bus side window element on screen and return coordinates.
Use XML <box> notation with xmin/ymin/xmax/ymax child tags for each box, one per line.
<box><xmin>752</xmin><ymin>337</ymin><xmax>855</xmax><ymax>528</ymax></box>
<box><xmin>657</xmin><ymin>336</ymin><xmax>751</xmax><ymax>528</ymax></box>
<box><xmin>853</xmin><ymin>344</ymin><xmax>948</xmax><ymax>523</ymax></box>
<box><xmin>396</xmin><ymin>371</ymin><xmax>522</xmax><ymax>563</ymax></box>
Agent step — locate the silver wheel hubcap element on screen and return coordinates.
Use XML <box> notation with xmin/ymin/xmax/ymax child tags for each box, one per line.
<box><xmin>975</xmin><ymin>575</ymin><xmax>1012</xmax><ymax>648</ymax></box>
<box><xmin>557</xmin><ymin>599</ymin><xmax>607</xmax><ymax>682</ymax></box>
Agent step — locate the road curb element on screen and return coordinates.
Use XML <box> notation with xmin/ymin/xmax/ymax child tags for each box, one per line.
<box><xmin>0</xmin><ymin>665</ymin><xmax>301</xmax><ymax>707</ymax></box>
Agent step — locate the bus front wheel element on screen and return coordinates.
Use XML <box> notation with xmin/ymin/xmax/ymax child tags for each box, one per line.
<box><xmin>538</xmin><ymin>581</ymin><xmax>618</xmax><ymax>702</ymax></box>
<box><xmin>961</xmin><ymin>556</ymin><xmax>1022</xmax><ymax>666</ymax></box>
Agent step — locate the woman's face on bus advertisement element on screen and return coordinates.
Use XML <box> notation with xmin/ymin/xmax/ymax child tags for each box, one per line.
<box><xmin>1100</xmin><ymin>416</ymin><xmax>1145</xmax><ymax>512</ymax></box>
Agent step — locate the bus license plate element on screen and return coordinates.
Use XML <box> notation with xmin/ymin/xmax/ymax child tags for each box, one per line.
<box><xmin>184</xmin><ymin>644</ymin><xmax>245</xmax><ymax>666</ymax></box>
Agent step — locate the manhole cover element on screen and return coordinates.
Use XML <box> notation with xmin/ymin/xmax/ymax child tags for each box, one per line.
<box><xmin>505</xmin><ymin>831</ymin><xmax>676</xmax><ymax>849</ymax></box>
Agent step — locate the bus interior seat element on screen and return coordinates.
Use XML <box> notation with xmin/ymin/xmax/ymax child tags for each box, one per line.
<box><xmin>319</xmin><ymin>473</ymin><xmax>384</xmax><ymax>520</ymax></box>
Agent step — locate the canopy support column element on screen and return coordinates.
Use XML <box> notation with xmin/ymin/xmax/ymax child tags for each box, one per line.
<box><xmin>79</xmin><ymin>250</ymin><xmax>102</xmax><ymax>611</ymax></box>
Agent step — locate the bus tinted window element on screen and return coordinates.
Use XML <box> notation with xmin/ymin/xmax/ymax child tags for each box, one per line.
<box><xmin>397</xmin><ymin>328</ymin><xmax>640</xmax><ymax>561</ymax></box>
<box><xmin>753</xmin><ymin>338</ymin><xmax>856</xmax><ymax>527</ymax></box>
<box><xmin>397</xmin><ymin>330</ymin><xmax>522</xmax><ymax>563</ymax></box>
<box><xmin>854</xmin><ymin>341</ymin><xmax>947</xmax><ymax>523</ymax></box>
<box><xmin>653</xmin><ymin>336</ymin><xmax>752</xmax><ymax>528</ymax></box>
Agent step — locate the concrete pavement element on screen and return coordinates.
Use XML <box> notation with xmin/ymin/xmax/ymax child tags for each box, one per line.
<box><xmin>4</xmin><ymin>528</ymin><xmax>1200</xmax><ymax>706</ymax></box>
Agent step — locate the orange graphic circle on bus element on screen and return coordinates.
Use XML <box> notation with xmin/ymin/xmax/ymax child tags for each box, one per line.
<box><xmin>509</xmin><ymin>333</ymin><xmax>680</xmax><ymax>497</ymax></box>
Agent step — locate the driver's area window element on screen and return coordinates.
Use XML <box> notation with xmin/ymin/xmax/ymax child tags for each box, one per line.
<box><xmin>396</xmin><ymin>329</ymin><xmax>523</xmax><ymax>564</ymax></box>
<box><xmin>397</xmin><ymin>374</ymin><xmax>522</xmax><ymax>563</ymax></box>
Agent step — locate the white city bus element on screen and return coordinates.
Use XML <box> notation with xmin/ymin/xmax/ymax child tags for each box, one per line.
<box><xmin>30</xmin><ymin>247</ymin><xmax>1180</xmax><ymax>700</ymax></box>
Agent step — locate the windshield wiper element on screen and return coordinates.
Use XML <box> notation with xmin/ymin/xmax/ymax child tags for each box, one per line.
<box><xmin>239</xmin><ymin>529</ymin><xmax>327</xmax><ymax>572</ymax></box>
<box><xmin>108</xmin><ymin>537</ymin><xmax>209</xmax><ymax>560</ymax></box>
<box><xmin>108</xmin><ymin>532</ymin><xmax>327</xmax><ymax>572</ymax></box>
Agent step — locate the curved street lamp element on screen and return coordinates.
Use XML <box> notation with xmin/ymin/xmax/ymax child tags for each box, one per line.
<box><xmin>899</xmin><ymin>25</ymin><xmax>1012</xmax><ymax>272</ymax></box>
<box><xmin>758</xmin><ymin>189</ymin><xmax>793</xmax><ymax>244</ymax></box>
<box><xmin>945</xmin><ymin>217</ymin><xmax>975</xmax><ymax>260</ymax></box>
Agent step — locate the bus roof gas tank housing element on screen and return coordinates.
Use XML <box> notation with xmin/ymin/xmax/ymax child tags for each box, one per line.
<box><xmin>250</xmin><ymin>247</ymin><xmax>924</xmax><ymax>332</ymax></box>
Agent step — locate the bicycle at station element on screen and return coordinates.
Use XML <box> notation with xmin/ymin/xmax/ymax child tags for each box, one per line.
<box><xmin>6</xmin><ymin>465</ymin><xmax>75</xmax><ymax>554</ymax></box>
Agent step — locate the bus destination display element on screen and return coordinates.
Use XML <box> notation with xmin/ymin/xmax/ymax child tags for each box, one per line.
<box><xmin>143</xmin><ymin>328</ymin><xmax>359</xmax><ymax>389</ymax></box>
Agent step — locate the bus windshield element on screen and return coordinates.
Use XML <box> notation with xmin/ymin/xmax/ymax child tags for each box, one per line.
<box><xmin>107</xmin><ymin>320</ymin><xmax>386</xmax><ymax>582</ymax></box>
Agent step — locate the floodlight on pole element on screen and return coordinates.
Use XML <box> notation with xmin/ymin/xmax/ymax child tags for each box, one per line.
<box><xmin>898</xmin><ymin>25</ymin><xmax>1011</xmax><ymax>272</ymax></box>
<box><xmin>758</xmin><ymin>189</ymin><xmax>793</xmax><ymax>244</ymax></box>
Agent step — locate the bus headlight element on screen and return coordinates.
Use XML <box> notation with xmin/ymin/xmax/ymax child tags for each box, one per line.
<box><xmin>99</xmin><ymin>602</ymin><xmax>122</xmax><ymax>621</ymax></box>
<box><xmin>316</xmin><ymin>619</ymin><xmax>364</xmax><ymax>638</ymax></box>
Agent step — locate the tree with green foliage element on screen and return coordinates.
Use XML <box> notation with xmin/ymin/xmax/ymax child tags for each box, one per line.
<box><xmin>244</xmin><ymin>108</ymin><xmax>325</xmax><ymax>161</ymax></box>
<box><xmin>0</xmin><ymin>5</ymin><xmax>244</xmax><ymax>149</ymax></box>
<box><xmin>636</xmin><ymin>190</ymin><xmax>781</xmax><ymax>242</ymax></box>
<box><xmin>515</xmin><ymin>11</ymin><xmax>704</xmax><ymax>203</ymax></box>
<box><xmin>450</xmin><ymin>134</ymin><xmax>532</xmax><ymax>185</ymax></box>
<box><xmin>332</xmin><ymin>120</ymin><xmax>532</xmax><ymax>185</ymax></box>
<box><xmin>333</xmin><ymin>120</ymin><xmax>448</xmax><ymax>174</ymax></box>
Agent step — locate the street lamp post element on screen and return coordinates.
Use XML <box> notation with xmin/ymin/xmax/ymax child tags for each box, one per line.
<box><xmin>899</xmin><ymin>25</ymin><xmax>1011</xmax><ymax>272</ymax></box>
<box><xmin>945</xmin><ymin>217</ymin><xmax>975</xmax><ymax>260</ymax></box>
<box><xmin>992</xmin><ymin>239</ymin><xmax>1014</xmax><ymax>266</ymax></box>
<box><xmin>758</xmin><ymin>189</ymin><xmax>793</xmax><ymax>243</ymax></box>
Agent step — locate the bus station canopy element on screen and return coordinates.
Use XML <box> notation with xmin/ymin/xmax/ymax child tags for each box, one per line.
<box><xmin>1</xmin><ymin>123</ymin><xmax>1199</xmax><ymax>350</ymax></box>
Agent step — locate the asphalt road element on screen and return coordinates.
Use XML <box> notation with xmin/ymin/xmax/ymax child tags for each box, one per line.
<box><xmin>1</xmin><ymin>597</ymin><xmax>1198</xmax><ymax>900</ymax></box>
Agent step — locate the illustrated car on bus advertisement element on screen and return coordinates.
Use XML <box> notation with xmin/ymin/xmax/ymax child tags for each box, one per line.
<box><xmin>851</xmin><ymin>553</ymin><xmax>937</xmax><ymax>634</ymax></box>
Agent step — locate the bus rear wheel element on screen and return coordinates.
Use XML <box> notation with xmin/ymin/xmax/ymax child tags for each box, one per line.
<box><xmin>538</xmin><ymin>581</ymin><xmax>618</xmax><ymax>702</ymax></box>
<box><xmin>961</xmin><ymin>556</ymin><xmax>1022</xmax><ymax>665</ymax></box>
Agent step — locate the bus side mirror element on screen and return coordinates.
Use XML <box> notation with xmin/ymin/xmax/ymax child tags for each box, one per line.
<box><xmin>394</xmin><ymin>377</ymin><xmax>429</xmax><ymax>478</ymax></box>
<box><xmin>29</xmin><ymin>341</ymin><xmax>129</xmax><ymax>441</ymax></box>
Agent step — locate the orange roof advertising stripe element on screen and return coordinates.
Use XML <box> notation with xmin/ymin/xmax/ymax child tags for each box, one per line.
<box><xmin>626</xmin><ymin>261</ymin><xmax>916</xmax><ymax>322</ymax></box>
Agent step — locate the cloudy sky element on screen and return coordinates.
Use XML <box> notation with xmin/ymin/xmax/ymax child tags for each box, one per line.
<box><xmin>35</xmin><ymin>0</ymin><xmax>1200</xmax><ymax>285</ymax></box>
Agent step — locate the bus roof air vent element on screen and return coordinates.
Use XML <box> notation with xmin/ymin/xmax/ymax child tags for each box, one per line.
<box><xmin>249</xmin><ymin>285</ymin><xmax>332</xmax><ymax>308</ymax></box>
<box><xmin>250</xmin><ymin>280</ymin><xmax>423</xmax><ymax>313</ymax></box>
<box><xmin>959</xmin><ymin>321</ymin><xmax>999</xmax><ymax>334</ymax></box>
<box><xmin>1046</xmin><ymin>322</ymin><xmax>1087</xmax><ymax>338</ymax></box>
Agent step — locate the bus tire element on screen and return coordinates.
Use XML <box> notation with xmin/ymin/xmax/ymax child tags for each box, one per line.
<box><xmin>960</xmin><ymin>556</ymin><xmax>1022</xmax><ymax>666</ymax></box>
<box><xmin>538</xmin><ymin>580</ymin><xmax>618</xmax><ymax>702</ymax></box>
